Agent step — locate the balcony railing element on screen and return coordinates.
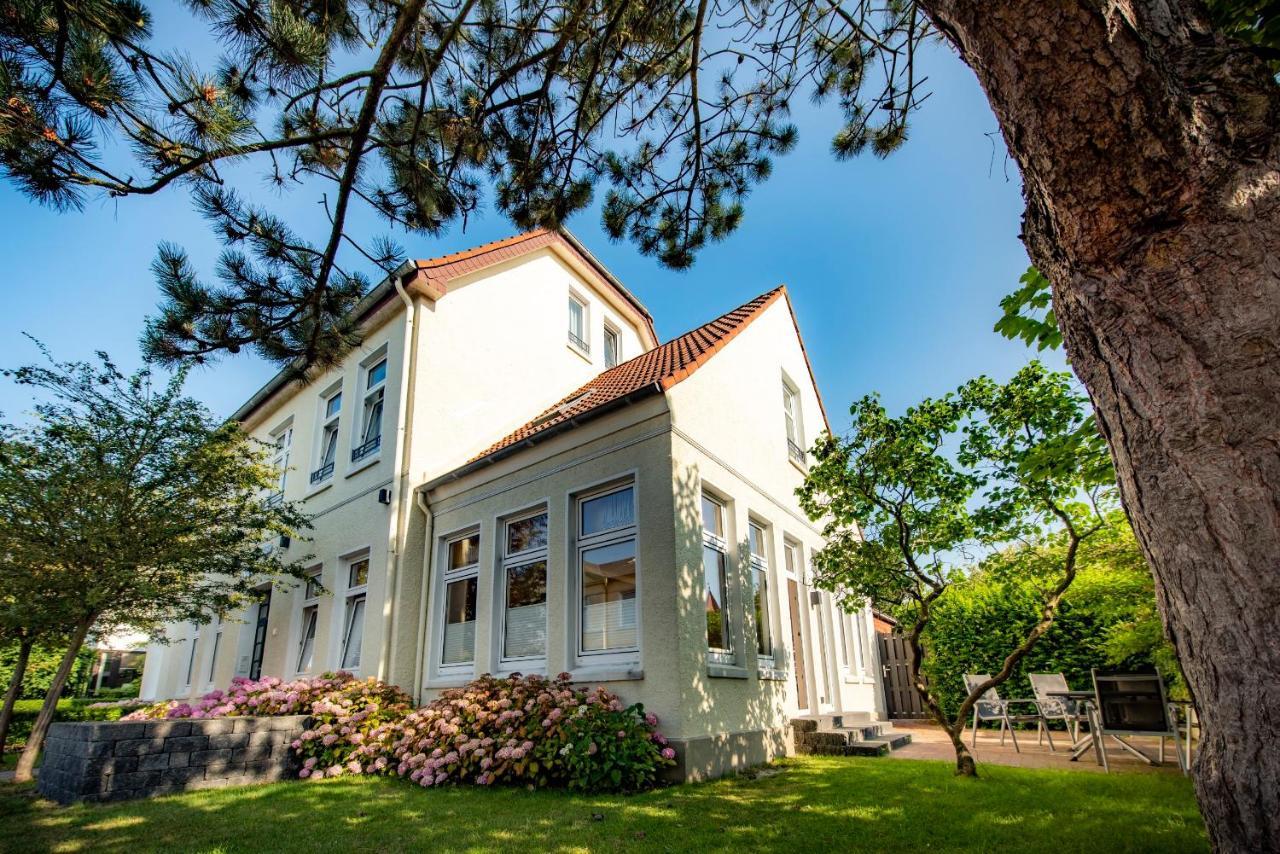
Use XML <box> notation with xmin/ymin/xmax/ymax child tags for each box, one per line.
<box><xmin>568</xmin><ymin>330</ymin><xmax>590</xmax><ymax>353</ymax></box>
<box><xmin>351</xmin><ymin>435</ymin><xmax>382</xmax><ymax>463</ymax></box>
<box><xmin>787</xmin><ymin>439</ymin><xmax>807</xmax><ymax>468</ymax></box>
<box><xmin>310</xmin><ymin>461</ymin><xmax>335</xmax><ymax>484</ymax></box>
<box><xmin>265</xmin><ymin>491</ymin><xmax>284</xmax><ymax>508</ymax></box>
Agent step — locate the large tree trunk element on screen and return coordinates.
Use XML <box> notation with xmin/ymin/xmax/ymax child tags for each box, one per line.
<box><xmin>0</xmin><ymin>636</ymin><xmax>33</xmax><ymax>757</ymax></box>
<box><xmin>14</xmin><ymin>619</ymin><xmax>91</xmax><ymax>783</ymax></box>
<box><xmin>917</xmin><ymin>1</ymin><xmax>1280</xmax><ymax>850</ymax></box>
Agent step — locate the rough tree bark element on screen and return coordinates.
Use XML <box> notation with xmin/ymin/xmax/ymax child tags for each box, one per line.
<box><xmin>14</xmin><ymin>618</ymin><xmax>92</xmax><ymax>783</ymax></box>
<box><xmin>0</xmin><ymin>635</ymin><xmax>33</xmax><ymax>757</ymax></box>
<box><xmin>917</xmin><ymin>2</ymin><xmax>1280</xmax><ymax>850</ymax></box>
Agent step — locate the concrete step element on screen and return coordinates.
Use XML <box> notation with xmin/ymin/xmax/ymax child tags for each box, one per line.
<box><xmin>845</xmin><ymin>733</ymin><xmax>912</xmax><ymax>757</ymax></box>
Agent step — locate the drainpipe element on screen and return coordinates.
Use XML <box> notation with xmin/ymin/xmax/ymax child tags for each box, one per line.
<box><xmin>412</xmin><ymin>487</ymin><xmax>434</xmax><ymax>701</ymax></box>
<box><xmin>377</xmin><ymin>266</ymin><xmax>421</xmax><ymax>684</ymax></box>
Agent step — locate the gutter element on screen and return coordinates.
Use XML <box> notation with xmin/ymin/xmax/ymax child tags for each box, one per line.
<box><xmin>422</xmin><ymin>382</ymin><xmax>665</xmax><ymax>493</ymax></box>
<box><xmin>411</xmin><ymin>487</ymin><xmax>433</xmax><ymax>701</ymax></box>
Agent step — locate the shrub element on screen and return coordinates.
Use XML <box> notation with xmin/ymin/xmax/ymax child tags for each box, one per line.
<box><xmin>122</xmin><ymin>672</ymin><xmax>357</xmax><ymax>720</ymax></box>
<box><xmin>292</xmin><ymin>678</ymin><xmax>415</xmax><ymax>777</ymax></box>
<box><xmin>379</xmin><ymin>673</ymin><xmax>673</xmax><ymax>792</ymax></box>
<box><xmin>3</xmin><ymin>699</ymin><xmax>129</xmax><ymax>749</ymax></box>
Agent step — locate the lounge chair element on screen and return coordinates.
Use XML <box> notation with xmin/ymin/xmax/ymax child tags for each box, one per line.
<box><xmin>963</xmin><ymin>673</ymin><xmax>1054</xmax><ymax>753</ymax></box>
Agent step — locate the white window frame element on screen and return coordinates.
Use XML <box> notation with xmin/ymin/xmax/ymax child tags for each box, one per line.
<box><xmin>352</xmin><ymin>350</ymin><xmax>387</xmax><ymax>467</ymax></box>
<box><xmin>295</xmin><ymin>569</ymin><xmax>322</xmax><ymax>674</ymax></box>
<box><xmin>782</xmin><ymin>377</ymin><xmax>806</xmax><ymax>469</ymax></box>
<box><xmin>184</xmin><ymin>624</ymin><xmax>199</xmax><ymax>688</ymax></box>
<box><xmin>573</xmin><ymin>479</ymin><xmax>639</xmax><ymax>668</ymax></box>
<box><xmin>602</xmin><ymin>322</ymin><xmax>621</xmax><ymax>369</ymax></box>
<box><xmin>268</xmin><ymin>421</ymin><xmax>292</xmax><ymax>502</ymax></box>
<box><xmin>311</xmin><ymin>383</ymin><xmax>342</xmax><ymax>487</ymax></box>
<box><xmin>435</xmin><ymin>528</ymin><xmax>481</xmax><ymax>678</ymax></box>
<box><xmin>567</xmin><ymin>291</ymin><xmax>590</xmax><ymax>356</ymax></box>
<box><xmin>497</xmin><ymin>508</ymin><xmax>549</xmax><ymax>670</ymax></box>
<box><xmin>701</xmin><ymin>492</ymin><xmax>735</xmax><ymax>665</ymax></box>
<box><xmin>747</xmin><ymin>520</ymin><xmax>775</xmax><ymax>665</ymax></box>
<box><xmin>204</xmin><ymin>616</ymin><xmax>224</xmax><ymax>689</ymax></box>
<box><xmin>339</xmin><ymin>554</ymin><xmax>369</xmax><ymax>672</ymax></box>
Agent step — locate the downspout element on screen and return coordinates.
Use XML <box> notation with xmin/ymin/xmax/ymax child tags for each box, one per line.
<box><xmin>378</xmin><ymin>266</ymin><xmax>420</xmax><ymax>683</ymax></box>
<box><xmin>412</xmin><ymin>487</ymin><xmax>434</xmax><ymax>701</ymax></box>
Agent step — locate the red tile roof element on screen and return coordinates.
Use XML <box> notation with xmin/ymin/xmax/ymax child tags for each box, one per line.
<box><xmin>460</xmin><ymin>286</ymin><xmax>790</xmax><ymax>467</ymax></box>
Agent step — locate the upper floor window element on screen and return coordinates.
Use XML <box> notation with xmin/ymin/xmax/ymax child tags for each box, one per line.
<box><xmin>501</xmin><ymin>511</ymin><xmax>548</xmax><ymax>664</ymax></box>
<box><xmin>783</xmin><ymin>380</ymin><xmax>805</xmax><ymax>467</ymax></box>
<box><xmin>353</xmin><ymin>358</ymin><xmax>386</xmax><ymax>463</ymax></box>
<box><xmin>312</xmin><ymin>388</ymin><xmax>341</xmax><ymax>485</ymax></box>
<box><xmin>440</xmin><ymin>532</ymin><xmax>480</xmax><ymax>669</ymax></box>
<box><xmin>748</xmin><ymin>522</ymin><xmax>773</xmax><ymax>661</ymax></box>
<box><xmin>603</xmin><ymin>325</ymin><xmax>620</xmax><ymax>369</ymax></box>
<box><xmin>340</xmin><ymin>556</ymin><xmax>369</xmax><ymax>670</ymax></box>
<box><xmin>568</xmin><ymin>293</ymin><xmax>589</xmax><ymax>354</ymax></box>
<box><xmin>578</xmin><ymin>483</ymin><xmax>637</xmax><ymax>659</ymax></box>
<box><xmin>702</xmin><ymin>494</ymin><xmax>732</xmax><ymax>659</ymax></box>
<box><xmin>268</xmin><ymin>424</ymin><xmax>291</xmax><ymax>503</ymax></box>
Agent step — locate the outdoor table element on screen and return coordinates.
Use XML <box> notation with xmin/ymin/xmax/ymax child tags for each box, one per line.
<box><xmin>1046</xmin><ymin>690</ymin><xmax>1099</xmax><ymax>761</ymax></box>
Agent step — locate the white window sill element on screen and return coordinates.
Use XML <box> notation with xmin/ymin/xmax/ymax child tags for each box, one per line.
<box><xmin>345</xmin><ymin>453</ymin><xmax>382</xmax><ymax>478</ymax></box>
<box><xmin>425</xmin><ymin>672</ymin><xmax>475</xmax><ymax>689</ymax></box>
<box><xmin>568</xmin><ymin>665</ymin><xmax>643</xmax><ymax>683</ymax></box>
<box><xmin>789</xmin><ymin>457</ymin><xmax>809</xmax><ymax>476</ymax></box>
<box><xmin>708</xmin><ymin>663</ymin><xmax>750</xmax><ymax>680</ymax></box>
<box><xmin>566</xmin><ymin>341</ymin><xmax>592</xmax><ymax>363</ymax></box>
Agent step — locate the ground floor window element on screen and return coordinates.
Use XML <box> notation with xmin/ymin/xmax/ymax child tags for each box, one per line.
<box><xmin>340</xmin><ymin>555</ymin><xmax>369</xmax><ymax>670</ymax></box>
<box><xmin>748</xmin><ymin>522</ymin><xmax>773</xmax><ymax>661</ymax></box>
<box><xmin>440</xmin><ymin>532</ymin><xmax>480</xmax><ymax>669</ymax></box>
<box><xmin>577</xmin><ymin>482</ymin><xmax>638</xmax><ymax>659</ymax></box>
<box><xmin>701</xmin><ymin>494</ymin><xmax>733</xmax><ymax>659</ymax></box>
<box><xmin>501</xmin><ymin>510</ymin><xmax>549</xmax><ymax>664</ymax></box>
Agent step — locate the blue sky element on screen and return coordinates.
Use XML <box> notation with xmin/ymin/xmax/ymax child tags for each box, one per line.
<box><xmin>0</xmin><ymin>29</ymin><xmax>1064</xmax><ymax>430</ymax></box>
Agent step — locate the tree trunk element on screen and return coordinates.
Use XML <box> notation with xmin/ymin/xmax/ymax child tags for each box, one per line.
<box><xmin>0</xmin><ymin>637</ymin><xmax>33</xmax><ymax>757</ymax></box>
<box><xmin>14</xmin><ymin>619</ymin><xmax>91</xmax><ymax>783</ymax></box>
<box><xmin>918</xmin><ymin>2</ymin><xmax>1280</xmax><ymax>850</ymax></box>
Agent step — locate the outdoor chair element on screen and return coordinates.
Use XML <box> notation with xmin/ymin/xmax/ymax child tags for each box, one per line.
<box><xmin>1029</xmin><ymin>672</ymin><xmax>1089</xmax><ymax>745</ymax></box>
<box><xmin>963</xmin><ymin>674</ymin><xmax>1054</xmax><ymax>753</ymax></box>
<box><xmin>1087</xmin><ymin>670</ymin><xmax>1187</xmax><ymax>774</ymax></box>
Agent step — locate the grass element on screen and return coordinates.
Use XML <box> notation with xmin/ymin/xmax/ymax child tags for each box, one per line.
<box><xmin>0</xmin><ymin>756</ymin><xmax>1206</xmax><ymax>854</ymax></box>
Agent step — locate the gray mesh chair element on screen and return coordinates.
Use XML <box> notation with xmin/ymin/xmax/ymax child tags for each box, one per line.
<box><xmin>964</xmin><ymin>673</ymin><xmax>1054</xmax><ymax>753</ymax></box>
<box><xmin>1029</xmin><ymin>673</ymin><xmax>1088</xmax><ymax>746</ymax></box>
<box><xmin>1088</xmin><ymin>670</ymin><xmax>1187</xmax><ymax>774</ymax></box>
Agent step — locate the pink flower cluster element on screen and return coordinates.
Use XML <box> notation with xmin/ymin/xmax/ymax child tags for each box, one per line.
<box><xmin>122</xmin><ymin>672</ymin><xmax>357</xmax><ymax>721</ymax></box>
<box><xmin>293</xmin><ymin>678</ymin><xmax>414</xmax><ymax>778</ymax></box>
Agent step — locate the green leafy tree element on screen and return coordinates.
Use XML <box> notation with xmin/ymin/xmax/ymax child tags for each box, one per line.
<box><xmin>800</xmin><ymin>362</ymin><xmax>1115</xmax><ymax>775</ymax></box>
<box><xmin>0</xmin><ymin>348</ymin><xmax>313</xmax><ymax>782</ymax></box>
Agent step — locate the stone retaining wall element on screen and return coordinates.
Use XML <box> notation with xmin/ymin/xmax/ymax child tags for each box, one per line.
<box><xmin>37</xmin><ymin>715</ymin><xmax>309</xmax><ymax>804</ymax></box>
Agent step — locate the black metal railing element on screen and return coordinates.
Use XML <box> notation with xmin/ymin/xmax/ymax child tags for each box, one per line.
<box><xmin>310</xmin><ymin>461</ymin><xmax>334</xmax><ymax>484</ymax></box>
<box><xmin>265</xmin><ymin>491</ymin><xmax>284</xmax><ymax>508</ymax></box>
<box><xmin>787</xmin><ymin>439</ymin><xmax>807</xmax><ymax>467</ymax></box>
<box><xmin>351</xmin><ymin>435</ymin><xmax>381</xmax><ymax>463</ymax></box>
<box><xmin>568</xmin><ymin>330</ymin><xmax>590</xmax><ymax>353</ymax></box>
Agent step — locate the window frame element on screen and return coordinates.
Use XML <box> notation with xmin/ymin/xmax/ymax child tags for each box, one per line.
<box><xmin>435</xmin><ymin>528</ymin><xmax>481</xmax><ymax>678</ymax></box>
<box><xmin>701</xmin><ymin>492</ymin><xmax>735</xmax><ymax>664</ymax></box>
<box><xmin>268</xmin><ymin>420</ymin><xmax>292</xmax><ymax>503</ymax></box>
<box><xmin>184</xmin><ymin>624</ymin><xmax>199</xmax><ymax>688</ymax></box>
<box><xmin>311</xmin><ymin>383</ymin><xmax>342</xmax><ymax>486</ymax></box>
<box><xmin>295</xmin><ymin>567</ymin><xmax>322</xmax><ymax>674</ymax></box>
<box><xmin>747</xmin><ymin>520</ymin><xmax>775</xmax><ymax>665</ymax></box>
<box><xmin>602</xmin><ymin>322</ymin><xmax>621</xmax><ymax>369</ymax></box>
<box><xmin>204</xmin><ymin>616</ymin><xmax>224</xmax><ymax>688</ymax></box>
<box><xmin>352</xmin><ymin>350</ymin><xmax>388</xmax><ymax>465</ymax></box>
<box><xmin>567</xmin><ymin>291</ymin><xmax>590</xmax><ymax>355</ymax></box>
<box><xmin>339</xmin><ymin>553</ymin><xmax>369</xmax><ymax>672</ymax></box>
<box><xmin>782</xmin><ymin>377</ymin><xmax>806</xmax><ymax>468</ymax></box>
<box><xmin>497</xmin><ymin>508</ymin><xmax>550</xmax><ymax>670</ymax></box>
<box><xmin>573</xmin><ymin>478</ymin><xmax>640</xmax><ymax>668</ymax></box>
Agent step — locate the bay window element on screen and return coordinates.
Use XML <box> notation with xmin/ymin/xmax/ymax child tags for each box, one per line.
<box><xmin>500</xmin><ymin>511</ymin><xmax>548</xmax><ymax>664</ymax></box>
<box><xmin>577</xmin><ymin>483</ymin><xmax>637</xmax><ymax>659</ymax></box>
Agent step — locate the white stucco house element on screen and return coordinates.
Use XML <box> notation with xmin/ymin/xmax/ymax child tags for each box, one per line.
<box><xmin>139</xmin><ymin>229</ymin><xmax>887</xmax><ymax>779</ymax></box>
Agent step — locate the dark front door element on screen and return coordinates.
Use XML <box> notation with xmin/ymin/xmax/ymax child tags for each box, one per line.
<box><xmin>788</xmin><ymin>579</ymin><xmax>809</xmax><ymax>711</ymax></box>
<box><xmin>248</xmin><ymin>591</ymin><xmax>271</xmax><ymax>680</ymax></box>
<box><xmin>879</xmin><ymin>633</ymin><xmax>927</xmax><ymax>719</ymax></box>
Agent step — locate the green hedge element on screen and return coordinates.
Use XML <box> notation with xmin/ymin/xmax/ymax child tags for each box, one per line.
<box><xmin>3</xmin><ymin>699</ymin><xmax>127</xmax><ymax>749</ymax></box>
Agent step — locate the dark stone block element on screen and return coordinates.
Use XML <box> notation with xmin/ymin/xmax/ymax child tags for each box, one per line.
<box><xmin>168</xmin><ymin>752</ymin><xmax>191</xmax><ymax>768</ymax></box>
<box><xmin>160</xmin><ymin>766</ymin><xmax>205</xmax><ymax>786</ymax></box>
<box><xmin>195</xmin><ymin>719</ymin><xmax>236</xmax><ymax>736</ymax></box>
<box><xmin>145</xmin><ymin>721</ymin><xmax>191</xmax><ymax>739</ymax></box>
<box><xmin>115</xmin><ymin>738</ymin><xmax>164</xmax><ymax>757</ymax></box>
<box><xmin>93</xmin><ymin>721</ymin><xmax>149</xmax><ymax>741</ymax></box>
<box><xmin>233</xmin><ymin>718</ymin><xmax>263</xmax><ymax>734</ymax></box>
<box><xmin>138</xmin><ymin>753</ymin><xmax>171</xmax><ymax>772</ymax></box>
<box><xmin>165</xmin><ymin>735</ymin><xmax>209</xmax><ymax>753</ymax></box>
<box><xmin>108</xmin><ymin>771</ymin><xmax>162</xmax><ymax>791</ymax></box>
<box><xmin>790</xmin><ymin>718</ymin><xmax>818</xmax><ymax>734</ymax></box>
<box><xmin>208</xmin><ymin>732</ymin><xmax>250</xmax><ymax>750</ymax></box>
<box><xmin>191</xmin><ymin>748</ymin><xmax>232</xmax><ymax>767</ymax></box>
<box><xmin>246</xmin><ymin>731</ymin><xmax>279</xmax><ymax>748</ymax></box>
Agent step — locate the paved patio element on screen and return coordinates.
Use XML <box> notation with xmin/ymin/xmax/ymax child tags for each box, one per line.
<box><xmin>888</xmin><ymin>720</ymin><xmax>1193</xmax><ymax>774</ymax></box>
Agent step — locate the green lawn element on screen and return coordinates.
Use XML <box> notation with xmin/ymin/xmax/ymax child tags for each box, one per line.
<box><xmin>0</xmin><ymin>756</ymin><xmax>1206</xmax><ymax>853</ymax></box>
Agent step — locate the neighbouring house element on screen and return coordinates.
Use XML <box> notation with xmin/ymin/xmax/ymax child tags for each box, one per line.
<box><xmin>86</xmin><ymin>631</ymin><xmax>148</xmax><ymax>697</ymax></box>
<box><xmin>139</xmin><ymin>229</ymin><xmax>885</xmax><ymax>780</ymax></box>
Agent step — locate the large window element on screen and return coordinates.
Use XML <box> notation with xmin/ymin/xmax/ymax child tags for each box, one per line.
<box><xmin>702</xmin><ymin>494</ymin><xmax>732</xmax><ymax>657</ymax></box>
<box><xmin>783</xmin><ymin>380</ymin><xmax>805</xmax><ymax>467</ymax></box>
<box><xmin>577</xmin><ymin>483</ymin><xmax>637</xmax><ymax>658</ymax></box>
<box><xmin>353</xmin><ymin>357</ymin><xmax>386</xmax><ymax>463</ymax></box>
<box><xmin>312</xmin><ymin>388</ymin><xmax>341</xmax><ymax>484</ymax></box>
<box><xmin>748</xmin><ymin>522</ymin><xmax>773</xmax><ymax>661</ymax></box>
<box><xmin>441</xmin><ymin>532</ymin><xmax>479</xmax><ymax>668</ymax></box>
<box><xmin>340</xmin><ymin>556</ymin><xmax>368</xmax><ymax>670</ymax></box>
<box><xmin>603</xmin><ymin>324</ymin><xmax>620</xmax><ymax>369</ymax></box>
<box><xmin>568</xmin><ymin>293</ymin><xmax>589</xmax><ymax>353</ymax></box>
<box><xmin>501</xmin><ymin>511</ymin><xmax>548</xmax><ymax>664</ymax></box>
<box><xmin>296</xmin><ymin>572</ymin><xmax>321</xmax><ymax>673</ymax></box>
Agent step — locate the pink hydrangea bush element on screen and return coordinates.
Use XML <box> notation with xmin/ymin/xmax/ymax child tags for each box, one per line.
<box><xmin>122</xmin><ymin>672</ymin><xmax>357</xmax><ymax>720</ymax></box>
<box><xmin>293</xmin><ymin>678</ymin><xmax>414</xmax><ymax>779</ymax></box>
<box><xmin>385</xmin><ymin>673</ymin><xmax>674</xmax><ymax>792</ymax></box>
